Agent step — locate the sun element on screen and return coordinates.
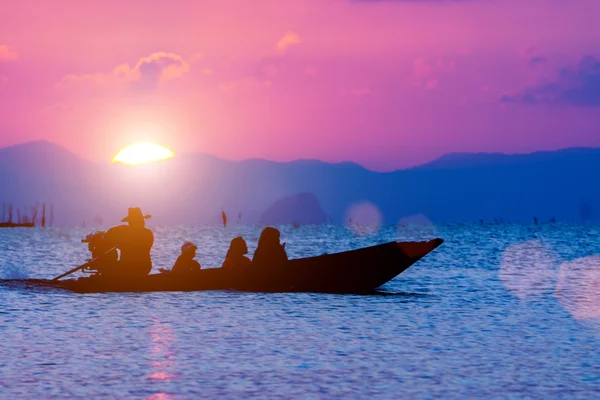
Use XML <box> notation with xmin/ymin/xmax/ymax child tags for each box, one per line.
<box><xmin>112</xmin><ymin>142</ymin><xmax>174</xmax><ymax>165</ymax></box>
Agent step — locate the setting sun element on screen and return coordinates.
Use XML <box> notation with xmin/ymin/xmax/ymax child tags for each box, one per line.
<box><xmin>112</xmin><ymin>142</ymin><xmax>174</xmax><ymax>165</ymax></box>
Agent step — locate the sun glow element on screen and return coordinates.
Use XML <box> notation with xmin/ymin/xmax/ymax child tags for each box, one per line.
<box><xmin>112</xmin><ymin>142</ymin><xmax>174</xmax><ymax>165</ymax></box>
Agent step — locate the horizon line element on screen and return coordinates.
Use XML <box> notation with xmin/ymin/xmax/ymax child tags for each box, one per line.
<box><xmin>1</xmin><ymin>139</ymin><xmax>600</xmax><ymax>173</ymax></box>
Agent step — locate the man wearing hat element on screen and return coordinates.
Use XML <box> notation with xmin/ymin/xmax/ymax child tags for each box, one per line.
<box><xmin>102</xmin><ymin>207</ymin><xmax>155</xmax><ymax>278</ymax></box>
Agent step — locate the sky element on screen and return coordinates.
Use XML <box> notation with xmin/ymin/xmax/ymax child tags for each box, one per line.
<box><xmin>1</xmin><ymin>0</ymin><xmax>600</xmax><ymax>171</ymax></box>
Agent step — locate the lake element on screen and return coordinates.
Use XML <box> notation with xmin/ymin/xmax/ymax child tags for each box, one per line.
<box><xmin>1</xmin><ymin>223</ymin><xmax>599</xmax><ymax>399</ymax></box>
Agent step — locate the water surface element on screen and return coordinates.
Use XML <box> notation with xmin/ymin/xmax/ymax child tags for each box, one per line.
<box><xmin>1</xmin><ymin>224</ymin><xmax>599</xmax><ymax>399</ymax></box>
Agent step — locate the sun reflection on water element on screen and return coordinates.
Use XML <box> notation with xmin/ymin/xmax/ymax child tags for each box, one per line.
<box><xmin>146</xmin><ymin>393</ymin><xmax>174</xmax><ymax>400</ymax></box>
<box><xmin>147</xmin><ymin>320</ymin><xmax>177</xmax><ymax>397</ymax></box>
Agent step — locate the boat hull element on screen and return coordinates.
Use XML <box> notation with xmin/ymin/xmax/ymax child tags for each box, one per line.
<box><xmin>3</xmin><ymin>239</ymin><xmax>443</xmax><ymax>294</ymax></box>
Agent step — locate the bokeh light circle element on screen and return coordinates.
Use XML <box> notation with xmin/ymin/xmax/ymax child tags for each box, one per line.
<box><xmin>397</xmin><ymin>214</ymin><xmax>438</xmax><ymax>240</ymax></box>
<box><xmin>499</xmin><ymin>240</ymin><xmax>559</xmax><ymax>300</ymax></box>
<box><xmin>345</xmin><ymin>202</ymin><xmax>382</xmax><ymax>236</ymax></box>
<box><xmin>555</xmin><ymin>255</ymin><xmax>600</xmax><ymax>322</ymax></box>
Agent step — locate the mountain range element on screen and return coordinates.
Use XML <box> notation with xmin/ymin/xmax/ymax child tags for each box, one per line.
<box><xmin>0</xmin><ymin>141</ymin><xmax>599</xmax><ymax>226</ymax></box>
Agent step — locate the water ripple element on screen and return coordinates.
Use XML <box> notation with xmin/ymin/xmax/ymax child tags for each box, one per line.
<box><xmin>0</xmin><ymin>224</ymin><xmax>599</xmax><ymax>398</ymax></box>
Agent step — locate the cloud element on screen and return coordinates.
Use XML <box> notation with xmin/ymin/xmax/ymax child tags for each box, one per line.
<box><xmin>345</xmin><ymin>88</ymin><xmax>372</xmax><ymax>96</ymax></box>
<box><xmin>351</xmin><ymin>0</ymin><xmax>472</xmax><ymax>2</ymax></box>
<box><xmin>277</xmin><ymin>32</ymin><xmax>302</xmax><ymax>52</ymax></box>
<box><xmin>520</xmin><ymin>45</ymin><xmax>547</xmax><ymax>68</ymax></box>
<box><xmin>220</xmin><ymin>36</ymin><xmax>307</xmax><ymax>93</ymax></box>
<box><xmin>304</xmin><ymin>66</ymin><xmax>318</xmax><ymax>76</ymax></box>
<box><xmin>57</xmin><ymin>52</ymin><xmax>189</xmax><ymax>94</ymax></box>
<box><xmin>0</xmin><ymin>45</ymin><xmax>18</xmax><ymax>62</ymax></box>
<box><xmin>528</xmin><ymin>56</ymin><xmax>547</xmax><ymax>67</ymax></box>
<box><xmin>412</xmin><ymin>58</ymin><xmax>456</xmax><ymax>89</ymax></box>
<box><xmin>219</xmin><ymin>77</ymin><xmax>272</xmax><ymax>95</ymax></box>
<box><xmin>133</xmin><ymin>52</ymin><xmax>190</xmax><ymax>91</ymax></box>
<box><xmin>39</xmin><ymin>102</ymin><xmax>75</xmax><ymax>115</ymax></box>
<box><xmin>501</xmin><ymin>55</ymin><xmax>600</xmax><ymax>107</ymax></box>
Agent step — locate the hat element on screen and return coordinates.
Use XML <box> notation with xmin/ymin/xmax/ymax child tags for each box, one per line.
<box><xmin>121</xmin><ymin>207</ymin><xmax>151</xmax><ymax>223</ymax></box>
<box><xmin>181</xmin><ymin>242</ymin><xmax>198</xmax><ymax>253</ymax></box>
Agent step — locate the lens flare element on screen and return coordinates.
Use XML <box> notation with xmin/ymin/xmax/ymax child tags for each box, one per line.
<box><xmin>397</xmin><ymin>214</ymin><xmax>438</xmax><ymax>241</ymax></box>
<box><xmin>112</xmin><ymin>142</ymin><xmax>174</xmax><ymax>165</ymax></box>
<box><xmin>345</xmin><ymin>202</ymin><xmax>382</xmax><ymax>236</ymax></box>
<box><xmin>499</xmin><ymin>240</ymin><xmax>558</xmax><ymax>300</ymax></box>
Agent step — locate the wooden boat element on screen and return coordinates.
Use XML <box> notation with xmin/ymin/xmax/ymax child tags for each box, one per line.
<box><xmin>1</xmin><ymin>239</ymin><xmax>443</xmax><ymax>294</ymax></box>
<box><xmin>0</xmin><ymin>222</ymin><xmax>35</xmax><ymax>228</ymax></box>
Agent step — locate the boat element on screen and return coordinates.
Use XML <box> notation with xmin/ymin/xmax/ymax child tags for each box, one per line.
<box><xmin>1</xmin><ymin>239</ymin><xmax>443</xmax><ymax>294</ymax></box>
<box><xmin>0</xmin><ymin>222</ymin><xmax>35</xmax><ymax>228</ymax></box>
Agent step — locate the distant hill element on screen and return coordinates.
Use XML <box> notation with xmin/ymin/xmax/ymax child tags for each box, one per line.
<box><xmin>261</xmin><ymin>193</ymin><xmax>327</xmax><ymax>225</ymax></box>
<box><xmin>417</xmin><ymin>147</ymin><xmax>600</xmax><ymax>170</ymax></box>
<box><xmin>0</xmin><ymin>141</ymin><xmax>599</xmax><ymax>226</ymax></box>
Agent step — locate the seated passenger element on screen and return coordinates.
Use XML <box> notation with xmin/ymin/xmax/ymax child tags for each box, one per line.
<box><xmin>221</xmin><ymin>236</ymin><xmax>252</xmax><ymax>269</ymax></box>
<box><xmin>171</xmin><ymin>242</ymin><xmax>202</xmax><ymax>274</ymax></box>
<box><xmin>252</xmin><ymin>227</ymin><xmax>288</xmax><ymax>269</ymax></box>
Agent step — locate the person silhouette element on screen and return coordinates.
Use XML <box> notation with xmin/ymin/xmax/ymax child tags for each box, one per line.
<box><xmin>102</xmin><ymin>207</ymin><xmax>154</xmax><ymax>278</ymax></box>
<box><xmin>252</xmin><ymin>227</ymin><xmax>288</xmax><ymax>269</ymax></box>
<box><xmin>222</xmin><ymin>236</ymin><xmax>252</xmax><ymax>269</ymax></box>
<box><xmin>170</xmin><ymin>242</ymin><xmax>202</xmax><ymax>274</ymax></box>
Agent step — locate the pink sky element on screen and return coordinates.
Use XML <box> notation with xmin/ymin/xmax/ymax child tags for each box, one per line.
<box><xmin>1</xmin><ymin>0</ymin><xmax>600</xmax><ymax>171</ymax></box>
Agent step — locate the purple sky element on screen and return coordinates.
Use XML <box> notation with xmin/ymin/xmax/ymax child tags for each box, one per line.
<box><xmin>1</xmin><ymin>0</ymin><xmax>600</xmax><ymax>170</ymax></box>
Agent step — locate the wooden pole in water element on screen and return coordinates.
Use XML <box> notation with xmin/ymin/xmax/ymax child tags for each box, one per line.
<box><xmin>31</xmin><ymin>204</ymin><xmax>38</xmax><ymax>226</ymax></box>
<box><xmin>16</xmin><ymin>208</ymin><xmax>21</xmax><ymax>224</ymax></box>
<box><xmin>2</xmin><ymin>203</ymin><xmax>5</xmax><ymax>222</ymax></box>
<box><xmin>8</xmin><ymin>203</ymin><xmax>13</xmax><ymax>224</ymax></box>
<box><xmin>49</xmin><ymin>204</ymin><xmax>54</xmax><ymax>227</ymax></box>
<box><xmin>41</xmin><ymin>203</ymin><xmax>46</xmax><ymax>228</ymax></box>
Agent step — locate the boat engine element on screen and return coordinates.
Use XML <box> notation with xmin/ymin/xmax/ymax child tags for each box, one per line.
<box><xmin>81</xmin><ymin>231</ymin><xmax>118</xmax><ymax>274</ymax></box>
